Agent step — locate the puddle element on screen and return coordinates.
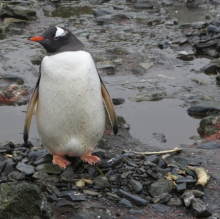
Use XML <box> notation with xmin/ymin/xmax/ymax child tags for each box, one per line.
<box><xmin>0</xmin><ymin>105</ymin><xmax>38</xmax><ymax>144</ymax></box>
<box><xmin>167</xmin><ymin>5</ymin><xmax>208</xmax><ymax>24</ymax></box>
<box><xmin>51</xmin><ymin>6</ymin><xmax>94</xmax><ymax>18</ymax></box>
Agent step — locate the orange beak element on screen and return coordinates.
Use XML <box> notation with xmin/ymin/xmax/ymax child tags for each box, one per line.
<box><xmin>28</xmin><ymin>36</ymin><xmax>45</xmax><ymax>41</ymax></box>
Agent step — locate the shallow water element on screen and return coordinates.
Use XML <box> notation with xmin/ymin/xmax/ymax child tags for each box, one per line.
<box><xmin>0</xmin><ymin>2</ymin><xmax>219</xmax><ymax>150</ymax></box>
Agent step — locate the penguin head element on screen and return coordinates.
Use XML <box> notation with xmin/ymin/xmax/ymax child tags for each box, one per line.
<box><xmin>29</xmin><ymin>26</ymin><xmax>84</xmax><ymax>54</ymax></box>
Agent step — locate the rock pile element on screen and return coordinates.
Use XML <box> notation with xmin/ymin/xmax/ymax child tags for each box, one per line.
<box><xmin>0</xmin><ymin>141</ymin><xmax>212</xmax><ymax>218</ymax></box>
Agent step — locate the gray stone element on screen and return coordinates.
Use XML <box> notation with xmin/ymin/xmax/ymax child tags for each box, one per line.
<box><xmin>167</xmin><ymin>198</ymin><xmax>183</xmax><ymax>206</ymax></box>
<box><xmin>148</xmin><ymin>179</ymin><xmax>173</xmax><ymax>197</ymax></box>
<box><xmin>35</xmin><ymin>163</ymin><xmax>62</xmax><ymax>174</ymax></box>
<box><xmin>201</xmin><ymin>59</ymin><xmax>220</xmax><ymax>74</ymax></box>
<box><xmin>83</xmin><ymin>189</ymin><xmax>99</xmax><ymax>196</ymax></box>
<box><xmin>130</xmin><ymin>179</ymin><xmax>143</xmax><ymax>193</ymax></box>
<box><xmin>152</xmin><ymin>193</ymin><xmax>172</xmax><ymax>204</ymax></box>
<box><xmin>7</xmin><ymin>171</ymin><xmax>25</xmax><ymax>181</ymax></box>
<box><xmin>207</xmin><ymin>49</ymin><xmax>219</xmax><ymax>58</ymax></box>
<box><xmin>181</xmin><ymin>190</ymin><xmax>195</xmax><ymax>207</ymax></box>
<box><xmin>129</xmin><ymin>90</ymin><xmax>167</xmax><ymax>102</ymax></box>
<box><xmin>119</xmin><ymin>189</ymin><xmax>148</xmax><ymax>206</ymax></box>
<box><xmin>188</xmin><ymin>102</ymin><xmax>220</xmax><ymax>117</ymax></box>
<box><xmin>119</xmin><ymin>198</ymin><xmax>133</xmax><ymax>208</ymax></box>
<box><xmin>191</xmin><ymin>198</ymin><xmax>212</xmax><ymax>217</ymax></box>
<box><xmin>16</xmin><ymin>162</ymin><xmax>34</xmax><ymax>175</ymax></box>
<box><xmin>32</xmin><ymin>170</ymin><xmax>48</xmax><ymax>179</ymax></box>
<box><xmin>0</xmin><ymin>5</ymin><xmax>37</xmax><ymax>21</ymax></box>
<box><xmin>0</xmin><ymin>182</ymin><xmax>52</xmax><ymax>219</ymax></box>
<box><xmin>151</xmin><ymin>203</ymin><xmax>170</xmax><ymax>213</ymax></box>
<box><xmin>139</xmin><ymin>62</ymin><xmax>154</xmax><ymax>70</ymax></box>
<box><xmin>191</xmin><ymin>190</ymin><xmax>205</xmax><ymax>198</ymax></box>
<box><xmin>176</xmin><ymin>182</ymin><xmax>186</xmax><ymax>193</ymax></box>
<box><xmin>93</xmin><ymin>175</ymin><xmax>111</xmax><ymax>188</ymax></box>
<box><xmin>31</xmin><ymin>53</ymin><xmax>44</xmax><ymax>65</ymax></box>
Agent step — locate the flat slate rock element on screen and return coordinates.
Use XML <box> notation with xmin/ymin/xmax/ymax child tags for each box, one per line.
<box><xmin>119</xmin><ymin>189</ymin><xmax>148</xmax><ymax>206</ymax></box>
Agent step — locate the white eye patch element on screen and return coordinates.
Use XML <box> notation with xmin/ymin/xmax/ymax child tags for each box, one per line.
<box><xmin>55</xmin><ymin>27</ymin><xmax>67</xmax><ymax>38</ymax></box>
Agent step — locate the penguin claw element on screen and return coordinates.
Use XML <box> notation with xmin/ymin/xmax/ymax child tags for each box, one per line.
<box><xmin>80</xmin><ymin>152</ymin><xmax>100</xmax><ymax>165</ymax></box>
<box><xmin>52</xmin><ymin>154</ymin><xmax>70</xmax><ymax>170</ymax></box>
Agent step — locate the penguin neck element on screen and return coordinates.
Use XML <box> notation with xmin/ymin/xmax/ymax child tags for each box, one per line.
<box><xmin>46</xmin><ymin>37</ymin><xmax>85</xmax><ymax>56</ymax></box>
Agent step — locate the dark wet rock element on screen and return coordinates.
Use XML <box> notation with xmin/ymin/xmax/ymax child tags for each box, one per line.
<box><xmin>197</xmin><ymin>141</ymin><xmax>220</xmax><ymax>149</ymax></box>
<box><xmin>130</xmin><ymin>179</ymin><xmax>143</xmax><ymax>193</ymax></box>
<box><xmin>33</xmin><ymin>154</ymin><xmax>53</xmax><ymax>166</ymax></box>
<box><xmin>167</xmin><ymin>198</ymin><xmax>183</xmax><ymax>206</ymax></box>
<box><xmin>94</xmin><ymin>10</ymin><xmax>112</xmax><ymax>17</ymax></box>
<box><xmin>201</xmin><ymin>59</ymin><xmax>220</xmax><ymax>74</ymax></box>
<box><xmin>28</xmin><ymin>149</ymin><xmax>48</xmax><ymax>161</ymax></box>
<box><xmin>16</xmin><ymin>162</ymin><xmax>34</xmax><ymax>175</ymax></box>
<box><xmin>0</xmin><ymin>75</ymin><xmax>24</xmax><ymax>86</ymax></box>
<box><xmin>59</xmin><ymin>191</ymin><xmax>86</xmax><ymax>202</ymax></box>
<box><xmin>0</xmin><ymin>5</ymin><xmax>37</xmax><ymax>21</ymax></box>
<box><xmin>176</xmin><ymin>177</ymin><xmax>196</xmax><ymax>184</ymax></box>
<box><xmin>129</xmin><ymin>90</ymin><xmax>167</xmax><ymax>102</ymax></box>
<box><xmin>197</xmin><ymin>115</ymin><xmax>220</xmax><ymax>137</ymax></box>
<box><xmin>191</xmin><ymin>198</ymin><xmax>212</xmax><ymax>217</ymax></box>
<box><xmin>191</xmin><ymin>190</ymin><xmax>205</xmax><ymax>198</ymax></box>
<box><xmin>146</xmin><ymin>169</ymin><xmax>159</xmax><ymax>179</ymax></box>
<box><xmin>148</xmin><ymin>179</ymin><xmax>173</xmax><ymax>197</ymax></box>
<box><xmin>8</xmin><ymin>171</ymin><xmax>25</xmax><ymax>181</ymax></box>
<box><xmin>97</xmin><ymin>62</ymin><xmax>115</xmax><ymax>75</ymax></box>
<box><xmin>96</xmin><ymin>13</ymin><xmax>129</xmax><ymax>25</ymax></box>
<box><xmin>176</xmin><ymin>182</ymin><xmax>186</xmax><ymax>193</ymax></box>
<box><xmin>151</xmin><ymin>203</ymin><xmax>170</xmax><ymax>213</ymax></box>
<box><xmin>188</xmin><ymin>102</ymin><xmax>220</xmax><ymax>117</ymax></box>
<box><xmin>36</xmin><ymin>163</ymin><xmax>62</xmax><ymax>174</ymax></box>
<box><xmin>106</xmin><ymin>192</ymin><xmax>121</xmax><ymax>201</ymax></box>
<box><xmin>42</xmin><ymin>182</ymin><xmax>61</xmax><ymax>197</ymax></box>
<box><xmin>119</xmin><ymin>198</ymin><xmax>133</xmax><ymax>208</ymax></box>
<box><xmin>181</xmin><ymin>190</ymin><xmax>195</xmax><ymax>207</ymax></box>
<box><xmin>147</xmin><ymin>155</ymin><xmax>159</xmax><ymax>163</ymax></box>
<box><xmin>152</xmin><ymin>193</ymin><xmax>172</xmax><ymax>204</ymax></box>
<box><xmin>32</xmin><ymin>170</ymin><xmax>48</xmax><ymax>179</ymax></box>
<box><xmin>177</xmin><ymin>51</ymin><xmax>194</xmax><ymax>61</ymax></box>
<box><xmin>55</xmin><ymin>199</ymin><xmax>78</xmax><ymax>208</ymax></box>
<box><xmin>47</xmin><ymin>195</ymin><xmax>58</xmax><ymax>202</ymax></box>
<box><xmin>129</xmin><ymin>209</ymin><xmax>144</xmax><ymax>215</ymax></box>
<box><xmin>207</xmin><ymin>49</ymin><xmax>219</xmax><ymax>58</ymax></box>
<box><xmin>112</xmin><ymin>98</ymin><xmax>125</xmax><ymax>105</ymax></box>
<box><xmin>90</xmin><ymin>0</ymin><xmax>104</xmax><ymax>4</ymax></box>
<box><xmin>4</xmin><ymin>159</ymin><xmax>15</xmax><ymax>175</ymax></box>
<box><xmin>122</xmin><ymin>171</ymin><xmax>133</xmax><ymax>179</ymax></box>
<box><xmin>30</xmin><ymin>53</ymin><xmax>44</xmax><ymax>65</ymax></box>
<box><xmin>93</xmin><ymin>175</ymin><xmax>111</xmax><ymax>188</ymax></box>
<box><xmin>134</xmin><ymin>1</ymin><xmax>154</xmax><ymax>10</ymax></box>
<box><xmin>119</xmin><ymin>189</ymin><xmax>148</xmax><ymax>206</ymax></box>
<box><xmin>152</xmin><ymin>133</ymin><xmax>167</xmax><ymax>143</ymax></box>
<box><xmin>0</xmin><ymin>181</ymin><xmax>52</xmax><ymax>219</ymax></box>
<box><xmin>158</xmin><ymin>159</ymin><xmax>167</xmax><ymax>169</ymax></box>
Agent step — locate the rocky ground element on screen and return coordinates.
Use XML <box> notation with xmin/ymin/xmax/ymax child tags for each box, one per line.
<box><xmin>1</xmin><ymin>0</ymin><xmax>220</xmax><ymax>218</ymax></box>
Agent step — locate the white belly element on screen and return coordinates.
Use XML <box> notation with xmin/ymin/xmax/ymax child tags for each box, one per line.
<box><xmin>36</xmin><ymin>51</ymin><xmax>105</xmax><ymax>157</ymax></box>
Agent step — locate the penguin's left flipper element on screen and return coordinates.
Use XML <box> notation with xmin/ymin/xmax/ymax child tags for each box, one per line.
<box><xmin>100</xmin><ymin>76</ymin><xmax>118</xmax><ymax>135</ymax></box>
<box><xmin>23</xmin><ymin>75</ymin><xmax>40</xmax><ymax>144</ymax></box>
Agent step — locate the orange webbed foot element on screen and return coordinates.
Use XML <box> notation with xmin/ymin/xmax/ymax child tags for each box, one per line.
<box><xmin>80</xmin><ymin>152</ymin><xmax>100</xmax><ymax>165</ymax></box>
<box><xmin>52</xmin><ymin>154</ymin><xmax>70</xmax><ymax>170</ymax></box>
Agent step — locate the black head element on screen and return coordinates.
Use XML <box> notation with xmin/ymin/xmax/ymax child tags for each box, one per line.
<box><xmin>28</xmin><ymin>26</ymin><xmax>84</xmax><ymax>54</ymax></box>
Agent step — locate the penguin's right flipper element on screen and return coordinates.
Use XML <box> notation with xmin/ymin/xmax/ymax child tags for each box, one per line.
<box><xmin>23</xmin><ymin>75</ymin><xmax>40</xmax><ymax>144</ymax></box>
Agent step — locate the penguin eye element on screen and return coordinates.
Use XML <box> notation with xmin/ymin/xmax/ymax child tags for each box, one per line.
<box><xmin>54</xmin><ymin>36</ymin><xmax>59</xmax><ymax>40</ymax></box>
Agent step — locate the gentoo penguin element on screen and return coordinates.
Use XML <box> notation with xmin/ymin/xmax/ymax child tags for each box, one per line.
<box><xmin>24</xmin><ymin>26</ymin><xmax>118</xmax><ymax>169</ymax></box>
